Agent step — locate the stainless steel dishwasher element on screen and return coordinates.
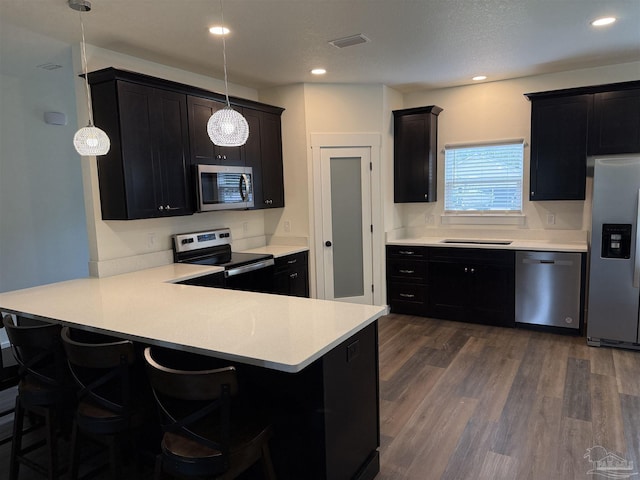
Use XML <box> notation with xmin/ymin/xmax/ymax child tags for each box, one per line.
<box><xmin>515</xmin><ymin>251</ymin><xmax>582</xmax><ymax>330</ymax></box>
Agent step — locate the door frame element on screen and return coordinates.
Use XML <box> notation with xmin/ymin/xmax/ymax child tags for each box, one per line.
<box><xmin>310</xmin><ymin>133</ymin><xmax>383</xmax><ymax>305</ymax></box>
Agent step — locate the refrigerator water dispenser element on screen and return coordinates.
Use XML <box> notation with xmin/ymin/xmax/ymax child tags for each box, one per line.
<box><xmin>601</xmin><ymin>224</ymin><xmax>631</xmax><ymax>259</ymax></box>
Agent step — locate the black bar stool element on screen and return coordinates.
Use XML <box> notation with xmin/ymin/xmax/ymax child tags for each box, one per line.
<box><xmin>144</xmin><ymin>346</ymin><xmax>277</xmax><ymax>480</ymax></box>
<box><xmin>3</xmin><ymin>315</ymin><xmax>75</xmax><ymax>480</ymax></box>
<box><xmin>60</xmin><ymin>327</ymin><xmax>152</xmax><ymax>480</ymax></box>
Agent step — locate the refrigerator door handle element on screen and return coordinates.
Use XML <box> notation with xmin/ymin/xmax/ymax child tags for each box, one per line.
<box><xmin>635</xmin><ymin>189</ymin><xmax>640</xmax><ymax>288</ymax></box>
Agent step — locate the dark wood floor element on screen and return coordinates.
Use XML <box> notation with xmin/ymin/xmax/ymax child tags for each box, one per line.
<box><xmin>377</xmin><ymin>313</ymin><xmax>640</xmax><ymax>480</ymax></box>
<box><xmin>1</xmin><ymin>313</ymin><xmax>639</xmax><ymax>479</ymax></box>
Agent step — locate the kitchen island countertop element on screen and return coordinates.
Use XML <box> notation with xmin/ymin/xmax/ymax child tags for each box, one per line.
<box><xmin>0</xmin><ymin>262</ymin><xmax>385</xmax><ymax>373</ymax></box>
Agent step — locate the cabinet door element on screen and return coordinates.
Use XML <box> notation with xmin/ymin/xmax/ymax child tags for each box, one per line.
<box><xmin>589</xmin><ymin>89</ymin><xmax>640</xmax><ymax>155</ymax></box>
<box><xmin>273</xmin><ymin>252</ymin><xmax>309</xmax><ymax>297</ymax></box>
<box><xmin>242</xmin><ymin>109</ymin><xmax>265</xmax><ymax>207</ymax></box>
<box><xmin>394</xmin><ymin>111</ymin><xmax>438</xmax><ymax>203</ymax></box>
<box><xmin>428</xmin><ymin>261</ymin><xmax>469</xmax><ymax>321</ymax></box>
<box><xmin>151</xmin><ymin>89</ymin><xmax>191</xmax><ymax>215</ymax></box>
<box><xmin>259</xmin><ymin>112</ymin><xmax>285</xmax><ymax>208</ymax></box>
<box><xmin>117</xmin><ymin>81</ymin><xmax>163</xmax><ymax>219</ymax></box>
<box><xmin>187</xmin><ymin>96</ymin><xmax>242</xmax><ymax>165</ymax></box>
<box><xmin>529</xmin><ymin>95</ymin><xmax>590</xmax><ymax>201</ymax></box>
<box><xmin>471</xmin><ymin>263</ymin><xmax>515</xmax><ymax>327</ymax></box>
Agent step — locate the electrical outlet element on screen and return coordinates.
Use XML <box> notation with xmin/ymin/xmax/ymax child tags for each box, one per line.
<box><xmin>425</xmin><ymin>214</ymin><xmax>435</xmax><ymax>225</ymax></box>
<box><xmin>147</xmin><ymin>232</ymin><xmax>156</xmax><ymax>248</ymax></box>
<box><xmin>242</xmin><ymin>222</ymin><xmax>249</xmax><ymax>234</ymax></box>
<box><xmin>284</xmin><ymin>220</ymin><xmax>291</xmax><ymax>232</ymax></box>
<box><xmin>546</xmin><ymin>214</ymin><xmax>555</xmax><ymax>225</ymax></box>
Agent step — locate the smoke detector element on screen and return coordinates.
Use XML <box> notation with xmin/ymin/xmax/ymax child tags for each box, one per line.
<box><xmin>68</xmin><ymin>0</ymin><xmax>91</xmax><ymax>12</ymax></box>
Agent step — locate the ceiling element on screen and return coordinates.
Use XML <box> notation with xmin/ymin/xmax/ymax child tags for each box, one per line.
<box><xmin>1</xmin><ymin>0</ymin><xmax>639</xmax><ymax>93</ymax></box>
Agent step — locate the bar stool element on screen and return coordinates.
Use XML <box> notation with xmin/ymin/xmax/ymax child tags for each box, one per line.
<box><xmin>60</xmin><ymin>327</ymin><xmax>151</xmax><ymax>480</ymax></box>
<box><xmin>3</xmin><ymin>315</ymin><xmax>75</xmax><ymax>480</ymax></box>
<box><xmin>0</xmin><ymin>314</ymin><xmax>20</xmax><ymax>446</ymax></box>
<box><xmin>143</xmin><ymin>347</ymin><xmax>277</xmax><ymax>480</ymax></box>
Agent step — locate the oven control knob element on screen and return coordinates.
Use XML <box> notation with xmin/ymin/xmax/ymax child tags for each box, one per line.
<box><xmin>325</xmin><ymin>241</ymin><xmax>332</xmax><ymax>247</ymax></box>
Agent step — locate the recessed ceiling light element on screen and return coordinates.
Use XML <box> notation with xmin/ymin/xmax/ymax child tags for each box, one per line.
<box><xmin>311</xmin><ymin>68</ymin><xmax>327</xmax><ymax>75</ymax></box>
<box><xmin>472</xmin><ymin>75</ymin><xmax>487</xmax><ymax>81</ymax></box>
<box><xmin>591</xmin><ymin>17</ymin><xmax>616</xmax><ymax>27</ymax></box>
<box><xmin>209</xmin><ymin>26</ymin><xmax>230</xmax><ymax>35</ymax></box>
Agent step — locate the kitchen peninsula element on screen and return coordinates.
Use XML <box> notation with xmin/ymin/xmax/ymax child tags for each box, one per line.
<box><xmin>0</xmin><ymin>264</ymin><xmax>386</xmax><ymax>480</ymax></box>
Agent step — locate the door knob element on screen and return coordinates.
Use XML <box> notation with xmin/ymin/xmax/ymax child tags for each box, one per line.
<box><xmin>325</xmin><ymin>241</ymin><xmax>332</xmax><ymax>247</ymax></box>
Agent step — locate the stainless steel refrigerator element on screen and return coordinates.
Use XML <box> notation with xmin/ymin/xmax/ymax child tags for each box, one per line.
<box><xmin>588</xmin><ymin>154</ymin><xmax>640</xmax><ymax>349</ymax></box>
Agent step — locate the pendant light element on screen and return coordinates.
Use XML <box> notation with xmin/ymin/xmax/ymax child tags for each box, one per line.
<box><xmin>69</xmin><ymin>0</ymin><xmax>110</xmax><ymax>156</ymax></box>
<box><xmin>207</xmin><ymin>0</ymin><xmax>249</xmax><ymax>147</ymax></box>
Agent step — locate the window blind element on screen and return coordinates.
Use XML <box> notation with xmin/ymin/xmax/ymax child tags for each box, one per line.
<box><xmin>444</xmin><ymin>142</ymin><xmax>524</xmax><ymax>212</ymax></box>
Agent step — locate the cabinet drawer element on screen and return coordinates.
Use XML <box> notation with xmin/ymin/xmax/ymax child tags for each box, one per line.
<box><xmin>274</xmin><ymin>251</ymin><xmax>308</xmax><ymax>273</ymax></box>
<box><xmin>428</xmin><ymin>247</ymin><xmax>514</xmax><ymax>266</ymax></box>
<box><xmin>387</xmin><ymin>259</ymin><xmax>427</xmax><ymax>282</ymax></box>
<box><xmin>387</xmin><ymin>245</ymin><xmax>427</xmax><ymax>259</ymax></box>
<box><xmin>388</xmin><ymin>283</ymin><xmax>426</xmax><ymax>304</ymax></box>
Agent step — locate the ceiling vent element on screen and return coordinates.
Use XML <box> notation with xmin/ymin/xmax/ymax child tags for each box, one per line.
<box><xmin>329</xmin><ymin>34</ymin><xmax>370</xmax><ymax>49</ymax></box>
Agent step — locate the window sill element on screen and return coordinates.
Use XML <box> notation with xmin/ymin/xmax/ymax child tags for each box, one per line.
<box><xmin>441</xmin><ymin>214</ymin><xmax>526</xmax><ymax>226</ymax></box>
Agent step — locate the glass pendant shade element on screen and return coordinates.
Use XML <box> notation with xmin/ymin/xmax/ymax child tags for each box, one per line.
<box><xmin>207</xmin><ymin>106</ymin><xmax>249</xmax><ymax>147</ymax></box>
<box><xmin>73</xmin><ymin>125</ymin><xmax>111</xmax><ymax>156</ymax></box>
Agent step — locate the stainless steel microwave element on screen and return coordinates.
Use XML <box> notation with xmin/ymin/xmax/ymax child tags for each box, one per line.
<box><xmin>196</xmin><ymin>164</ymin><xmax>254</xmax><ymax>212</ymax></box>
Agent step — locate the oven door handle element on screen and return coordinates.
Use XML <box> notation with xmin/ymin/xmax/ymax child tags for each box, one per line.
<box><xmin>224</xmin><ymin>258</ymin><xmax>275</xmax><ymax>278</ymax></box>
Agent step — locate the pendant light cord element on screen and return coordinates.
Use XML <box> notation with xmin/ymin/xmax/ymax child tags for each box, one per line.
<box><xmin>220</xmin><ymin>0</ymin><xmax>231</xmax><ymax>108</ymax></box>
<box><xmin>79</xmin><ymin>11</ymin><xmax>94</xmax><ymax>126</ymax></box>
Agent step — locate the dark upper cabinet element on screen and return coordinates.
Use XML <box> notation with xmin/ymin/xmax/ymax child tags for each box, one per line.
<box><xmin>187</xmin><ymin>95</ymin><xmax>242</xmax><ymax>165</ymax></box>
<box><xmin>589</xmin><ymin>89</ymin><xmax>640</xmax><ymax>155</ymax></box>
<box><xmin>243</xmin><ymin>109</ymin><xmax>285</xmax><ymax>209</ymax></box>
<box><xmin>91</xmin><ymin>79</ymin><xmax>191</xmax><ymax>220</ymax></box>
<box><xmin>88</xmin><ymin>68</ymin><xmax>285</xmax><ymax>218</ymax></box>
<box><xmin>529</xmin><ymin>95</ymin><xmax>590</xmax><ymax>201</ymax></box>
<box><xmin>526</xmin><ymin>81</ymin><xmax>640</xmax><ymax>201</ymax></box>
<box><xmin>393</xmin><ymin>106</ymin><xmax>443</xmax><ymax>203</ymax></box>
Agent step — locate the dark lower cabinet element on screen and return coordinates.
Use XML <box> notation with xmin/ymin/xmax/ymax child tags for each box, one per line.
<box><xmin>241</xmin><ymin>322</ymin><xmax>379</xmax><ymax>480</ymax></box>
<box><xmin>273</xmin><ymin>251</ymin><xmax>309</xmax><ymax>297</ymax></box>
<box><xmin>91</xmin><ymin>80</ymin><xmax>191</xmax><ymax>219</ymax></box>
<box><xmin>428</xmin><ymin>248</ymin><xmax>515</xmax><ymax>327</ymax></box>
<box><xmin>386</xmin><ymin>245</ymin><xmax>429</xmax><ymax>315</ymax></box>
<box><xmin>386</xmin><ymin>246</ymin><xmax>516</xmax><ymax>327</ymax></box>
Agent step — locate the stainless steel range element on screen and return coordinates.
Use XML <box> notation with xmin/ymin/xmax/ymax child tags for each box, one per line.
<box><xmin>173</xmin><ymin>228</ymin><xmax>274</xmax><ymax>292</ymax></box>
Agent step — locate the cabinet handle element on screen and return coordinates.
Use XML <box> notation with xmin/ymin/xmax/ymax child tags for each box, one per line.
<box><xmin>399</xmin><ymin>269</ymin><xmax>414</xmax><ymax>274</ymax></box>
<box><xmin>424</xmin><ymin>193</ymin><xmax>428</xmax><ymax>199</ymax></box>
<box><xmin>287</xmin><ymin>259</ymin><xmax>297</xmax><ymax>264</ymax></box>
<box><xmin>158</xmin><ymin>205</ymin><xmax>164</xmax><ymax>211</ymax></box>
<box><xmin>216</xmin><ymin>154</ymin><xmax>222</xmax><ymax>160</ymax></box>
<box><xmin>470</xmin><ymin>267</ymin><xmax>475</xmax><ymax>273</ymax></box>
<box><xmin>464</xmin><ymin>267</ymin><xmax>476</xmax><ymax>273</ymax></box>
<box><xmin>398</xmin><ymin>250</ymin><xmax>414</xmax><ymax>255</ymax></box>
<box><xmin>464</xmin><ymin>267</ymin><xmax>468</xmax><ymax>273</ymax></box>
<box><xmin>290</xmin><ymin>273</ymin><xmax>298</xmax><ymax>279</ymax></box>
<box><xmin>264</xmin><ymin>199</ymin><xmax>273</xmax><ymax>205</ymax></box>
<box><xmin>165</xmin><ymin>205</ymin><xmax>180</xmax><ymax>211</ymax></box>
<box><xmin>399</xmin><ymin>293</ymin><xmax>415</xmax><ymax>298</ymax></box>
<box><xmin>222</xmin><ymin>155</ymin><xmax>227</xmax><ymax>160</ymax></box>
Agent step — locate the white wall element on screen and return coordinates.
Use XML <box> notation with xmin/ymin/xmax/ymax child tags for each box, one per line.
<box><xmin>397</xmin><ymin>61</ymin><xmax>640</xmax><ymax>240</ymax></box>
<box><xmin>0</xmin><ymin>26</ymin><xmax>89</xmax><ymax>292</ymax></box>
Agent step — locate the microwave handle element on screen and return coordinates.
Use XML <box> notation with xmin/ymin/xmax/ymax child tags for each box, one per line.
<box><xmin>240</xmin><ymin>174</ymin><xmax>249</xmax><ymax>201</ymax></box>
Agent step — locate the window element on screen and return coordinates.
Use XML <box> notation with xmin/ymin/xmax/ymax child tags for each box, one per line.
<box><xmin>444</xmin><ymin>141</ymin><xmax>524</xmax><ymax>213</ymax></box>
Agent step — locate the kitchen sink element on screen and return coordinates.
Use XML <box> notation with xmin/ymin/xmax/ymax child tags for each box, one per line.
<box><xmin>440</xmin><ymin>239</ymin><xmax>513</xmax><ymax>245</ymax></box>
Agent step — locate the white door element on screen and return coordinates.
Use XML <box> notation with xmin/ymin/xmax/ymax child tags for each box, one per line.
<box><xmin>319</xmin><ymin>147</ymin><xmax>373</xmax><ymax>304</ymax></box>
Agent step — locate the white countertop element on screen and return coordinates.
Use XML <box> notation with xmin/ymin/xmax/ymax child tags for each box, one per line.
<box><xmin>0</xmin><ymin>263</ymin><xmax>384</xmax><ymax>373</ymax></box>
<box><xmin>387</xmin><ymin>236</ymin><xmax>587</xmax><ymax>253</ymax></box>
